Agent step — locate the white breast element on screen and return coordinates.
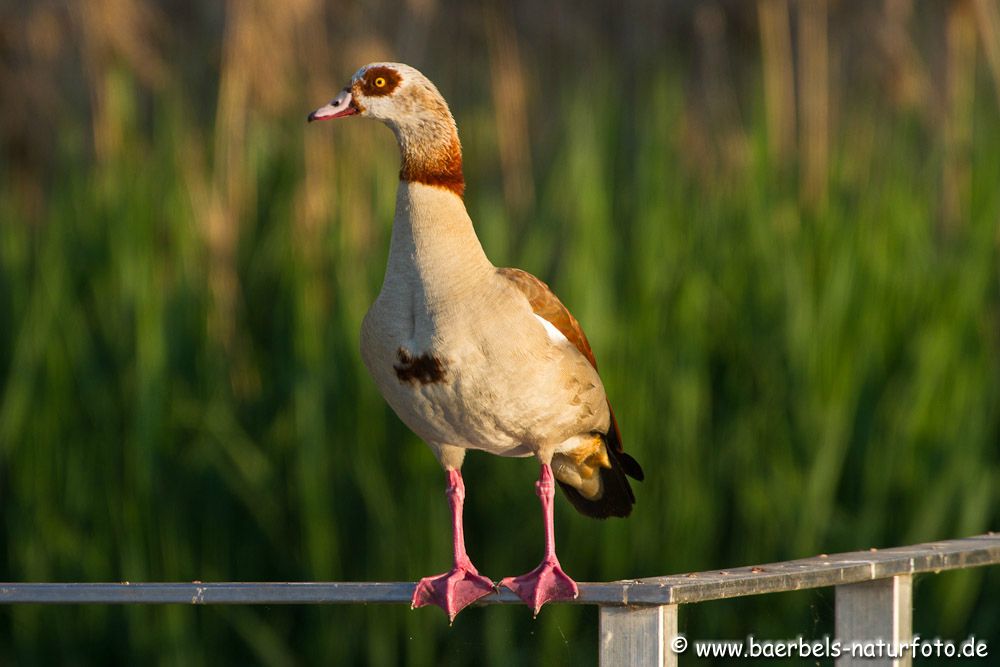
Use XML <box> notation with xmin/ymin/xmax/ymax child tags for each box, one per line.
<box><xmin>360</xmin><ymin>183</ymin><xmax>609</xmax><ymax>458</ymax></box>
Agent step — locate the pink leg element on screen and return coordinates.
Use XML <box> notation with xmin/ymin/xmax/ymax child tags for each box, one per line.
<box><xmin>500</xmin><ymin>464</ymin><xmax>579</xmax><ymax>616</ymax></box>
<box><xmin>411</xmin><ymin>469</ymin><xmax>495</xmax><ymax>622</ymax></box>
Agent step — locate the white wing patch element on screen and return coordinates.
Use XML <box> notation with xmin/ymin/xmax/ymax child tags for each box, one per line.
<box><xmin>535</xmin><ymin>314</ymin><xmax>569</xmax><ymax>344</ymax></box>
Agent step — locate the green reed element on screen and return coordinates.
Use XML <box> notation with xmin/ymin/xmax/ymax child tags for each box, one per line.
<box><xmin>0</xmin><ymin>66</ymin><xmax>997</xmax><ymax>665</ymax></box>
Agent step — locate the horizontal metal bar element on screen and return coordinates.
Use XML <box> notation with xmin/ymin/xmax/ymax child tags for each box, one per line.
<box><xmin>0</xmin><ymin>533</ymin><xmax>996</xmax><ymax>606</ymax></box>
<box><xmin>632</xmin><ymin>533</ymin><xmax>999</xmax><ymax>605</ymax></box>
<box><xmin>0</xmin><ymin>582</ymin><xmax>625</xmax><ymax>606</ymax></box>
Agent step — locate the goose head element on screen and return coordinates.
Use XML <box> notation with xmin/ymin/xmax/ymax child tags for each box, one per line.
<box><xmin>308</xmin><ymin>62</ymin><xmax>464</xmax><ymax>196</ymax></box>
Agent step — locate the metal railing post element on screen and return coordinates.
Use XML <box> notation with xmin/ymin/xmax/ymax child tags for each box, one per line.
<box><xmin>835</xmin><ymin>574</ymin><xmax>913</xmax><ymax>667</ymax></box>
<box><xmin>599</xmin><ymin>604</ymin><xmax>679</xmax><ymax>667</ymax></box>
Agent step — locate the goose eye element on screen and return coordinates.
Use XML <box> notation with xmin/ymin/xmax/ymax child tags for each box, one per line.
<box><xmin>374</xmin><ymin>76</ymin><xmax>386</xmax><ymax>88</ymax></box>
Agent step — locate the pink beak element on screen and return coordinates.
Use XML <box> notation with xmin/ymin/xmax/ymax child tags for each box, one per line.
<box><xmin>307</xmin><ymin>88</ymin><xmax>358</xmax><ymax>122</ymax></box>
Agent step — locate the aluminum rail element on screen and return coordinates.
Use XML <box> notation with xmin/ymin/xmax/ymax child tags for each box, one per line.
<box><xmin>0</xmin><ymin>533</ymin><xmax>995</xmax><ymax>606</ymax></box>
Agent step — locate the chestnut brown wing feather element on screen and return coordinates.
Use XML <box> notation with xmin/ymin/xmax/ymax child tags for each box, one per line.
<box><xmin>498</xmin><ymin>267</ymin><xmax>644</xmax><ymax>519</ymax></box>
<box><xmin>497</xmin><ymin>267</ymin><xmax>597</xmax><ymax>368</ymax></box>
<box><xmin>498</xmin><ymin>267</ymin><xmax>643</xmax><ymax>518</ymax></box>
<box><xmin>497</xmin><ymin>267</ymin><xmax>638</xmax><ymax>466</ymax></box>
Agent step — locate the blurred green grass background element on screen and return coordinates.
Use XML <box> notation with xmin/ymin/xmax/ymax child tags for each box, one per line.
<box><xmin>1</xmin><ymin>0</ymin><xmax>999</xmax><ymax>664</ymax></box>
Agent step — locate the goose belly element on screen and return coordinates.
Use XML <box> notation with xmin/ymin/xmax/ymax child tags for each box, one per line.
<box><xmin>360</xmin><ymin>307</ymin><xmax>606</xmax><ymax>456</ymax></box>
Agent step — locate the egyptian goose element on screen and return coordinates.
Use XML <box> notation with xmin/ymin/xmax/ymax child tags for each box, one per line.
<box><xmin>308</xmin><ymin>63</ymin><xmax>643</xmax><ymax>620</ymax></box>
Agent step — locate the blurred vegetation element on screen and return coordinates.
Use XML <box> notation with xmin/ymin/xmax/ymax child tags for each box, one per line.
<box><xmin>1</xmin><ymin>0</ymin><xmax>999</xmax><ymax>664</ymax></box>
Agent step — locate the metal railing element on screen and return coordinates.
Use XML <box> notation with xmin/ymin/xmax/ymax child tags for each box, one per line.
<box><xmin>1</xmin><ymin>533</ymin><xmax>997</xmax><ymax>666</ymax></box>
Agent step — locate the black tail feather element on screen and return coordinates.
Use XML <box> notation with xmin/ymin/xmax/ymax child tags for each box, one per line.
<box><xmin>557</xmin><ymin>442</ymin><xmax>642</xmax><ymax>519</ymax></box>
<box><xmin>616</xmin><ymin>450</ymin><xmax>644</xmax><ymax>481</ymax></box>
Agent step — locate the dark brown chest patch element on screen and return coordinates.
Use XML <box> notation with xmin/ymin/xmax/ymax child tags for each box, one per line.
<box><xmin>394</xmin><ymin>348</ymin><xmax>447</xmax><ymax>384</ymax></box>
